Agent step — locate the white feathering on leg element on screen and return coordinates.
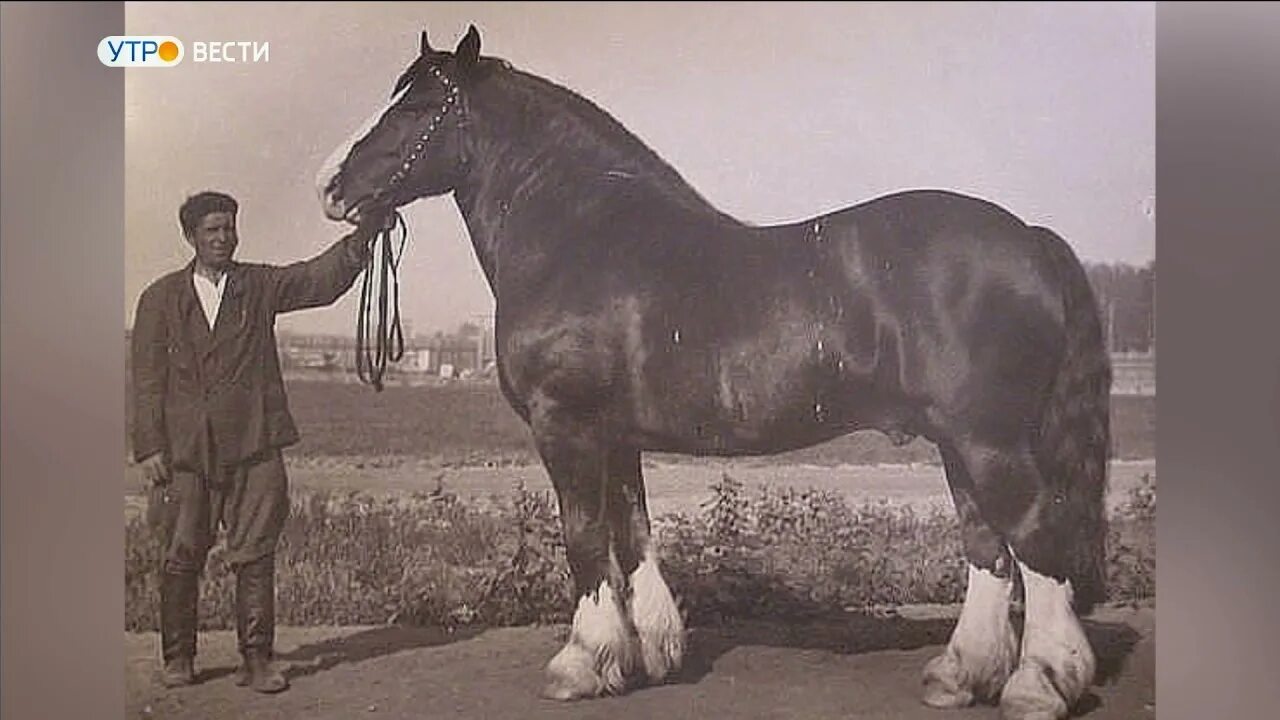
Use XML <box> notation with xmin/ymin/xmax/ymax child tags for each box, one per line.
<box><xmin>573</xmin><ymin>581</ymin><xmax>635</xmax><ymax>694</ymax></box>
<box><xmin>923</xmin><ymin>563</ymin><xmax>1019</xmax><ymax>707</ymax></box>
<box><xmin>629</xmin><ymin>548</ymin><xmax>685</xmax><ymax>682</ymax></box>
<box><xmin>1000</xmin><ymin>554</ymin><xmax>1096</xmax><ymax>719</ymax></box>
<box><xmin>545</xmin><ymin>641</ymin><xmax>602</xmax><ymax>700</ymax></box>
<box><xmin>544</xmin><ymin>580</ymin><xmax>635</xmax><ymax>700</ymax></box>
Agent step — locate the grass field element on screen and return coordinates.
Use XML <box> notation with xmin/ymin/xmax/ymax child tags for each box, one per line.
<box><xmin>284</xmin><ymin>380</ymin><xmax>1156</xmax><ymax>464</ymax></box>
<box><xmin>125</xmin><ymin>378</ymin><xmax>1155</xmax><ymax>467</ymax></box>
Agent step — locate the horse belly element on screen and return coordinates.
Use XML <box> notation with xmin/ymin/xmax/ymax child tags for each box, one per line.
<box><xmin>628</xmin><ymin>337</ymin><xmax>858</xmax><ymax>456</ymax></box>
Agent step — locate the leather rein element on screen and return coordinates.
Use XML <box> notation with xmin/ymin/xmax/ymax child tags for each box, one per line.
<box><xmin>345</xmin><ymin>63</ymin><xmax>463</xmax><ymax>392</ymax></box>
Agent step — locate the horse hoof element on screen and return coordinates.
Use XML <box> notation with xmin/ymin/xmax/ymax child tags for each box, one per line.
<box><xmin>923</xmin><ymin>682</ymin><xmax>974</xmax><ymax>709</ymax></box>
<box><xmin>542</xmin><ymin>678</ymin><xmax>599</xmax><ymax>702</ymax></box>
<box><xmin>1000</xmin><ymin>663</ymin><xmax>1070</xmax><ymax>720</ymax></box>
<box><xmin>921</xmin><ymin>651</ymin><xmax>975</xmax><ymax>709</ymax></box>
<box><xmin>543</xmin><ymin>643</ymin><xmax>606</xmax><ymax>701</ymax></box>
<box><xmin>542</xmin><ymin>670</ymin><xmax>604</xmax><ymax>701</ymax></box>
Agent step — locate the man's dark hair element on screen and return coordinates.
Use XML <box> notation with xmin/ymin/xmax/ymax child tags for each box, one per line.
<box><xmin>179</xmin><ymin>191</ymin><xmax>239</xmax><ymax>237</ymax></box>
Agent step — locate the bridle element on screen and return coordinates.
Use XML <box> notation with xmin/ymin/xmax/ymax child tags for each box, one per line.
<box><xmin>348</xmin><ymin>61</ymin><xmax>466</xmax><ymax>392</ymax></box>
<box><xmin>341</xmin><ymin>62</ymin><xmax>464</xmax><ymax>224</ymax></box>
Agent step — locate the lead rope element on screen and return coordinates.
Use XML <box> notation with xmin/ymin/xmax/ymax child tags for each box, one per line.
<box><xmin>355</xmin><ymin>210</ymin><xmax>408</xmax><ymax>391</ymax></box>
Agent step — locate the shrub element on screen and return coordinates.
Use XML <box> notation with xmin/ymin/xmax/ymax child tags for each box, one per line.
<box><xmin>125</xmin><ymin>472</ymin><xmax>1154</xmax><ymax>631</ymax></box>
<box><xmin>1106</xmin><ymin>472</ymin><xmax>1156</xmax><ymax>604</ymax></box>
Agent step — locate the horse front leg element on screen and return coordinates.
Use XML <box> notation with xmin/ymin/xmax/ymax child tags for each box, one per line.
<box><xmin>611</xmin><ymin>447</ymin><xmax>685</xmax><ymax>685</ymax></box>
<box><xmin>532</xmin><ymin>408</ymin><xmax>643</xmax><ymax>700</ymax></box>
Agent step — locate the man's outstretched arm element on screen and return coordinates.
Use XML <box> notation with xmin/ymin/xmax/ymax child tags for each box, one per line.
<box><xmin>269</xmin><ymin>224</ymin><xmax>382</xmax><ymax>314</ymax></box>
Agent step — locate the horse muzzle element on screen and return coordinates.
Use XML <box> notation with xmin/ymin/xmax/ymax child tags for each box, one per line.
<box><xmin>321</xmin><ymin>189</ymin><xmax>350</xmax><ymax>222</ymax></box>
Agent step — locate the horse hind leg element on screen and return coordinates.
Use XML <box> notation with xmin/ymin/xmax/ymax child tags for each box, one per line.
<box><xmin>612</xmin><ymin>447</ymin><xmax>685</xmax><ymax>684</ymax></box>
<box><xmin>922</xmin><ymin>444</ymin><xmax>1019</xmax><ymax>709</ymax></box>
<box><xmin>949</xmin><ymin>438</ymin><xmax>1097</xmax><ymax>720</ymax></box>
<box><xmin>1000</xmin><ymin>550</ymin><xmax>1096</xmax><ymax>720</ymax></box>
<box><xmin>533</xmin><ymin>415</ymin><xmax>643</xmax><ymax>700</ymax></box>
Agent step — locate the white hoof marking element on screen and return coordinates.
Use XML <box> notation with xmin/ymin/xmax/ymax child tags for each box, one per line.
<box><xmin>924</xmin><ymin>563</ymin><xmax>1019</xmax><ymax>706</ymax></box>
<box><xmin>1001</xmin><ymin>555</ymin><xmax>1096</xmax><ymax>717</ymax></box>
<box><xmin>629</xmin><ymin>549</ymin><xmax>685</xmax><ymax>683</ymax></box>
<box><xmin>545</xmin><ymin>580</ymin><xmax>637</xmax><ymax>698</ymax></box>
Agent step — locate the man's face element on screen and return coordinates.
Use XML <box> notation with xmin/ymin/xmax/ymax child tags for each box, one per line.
<box><xmin>186</xmin><ymin>211</ymin><xmax>239</xmax><ymax>271</ymax></box>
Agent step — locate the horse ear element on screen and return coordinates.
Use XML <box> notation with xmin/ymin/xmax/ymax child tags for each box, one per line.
<box><xmin>455</xmin><ymin>24</ymin><xmax>480</xmax><ymax>69</ymax></box>
<box><xmin>420</xmin><ymin>30</ymin><xmax>433</xmax><ymax>55</ymax></box>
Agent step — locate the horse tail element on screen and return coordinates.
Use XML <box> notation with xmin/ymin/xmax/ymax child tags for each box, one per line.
<box><xmin>1030</xmin><ymin>226</ymin><xmax>1112</xmax><ymax>615</ymax></box>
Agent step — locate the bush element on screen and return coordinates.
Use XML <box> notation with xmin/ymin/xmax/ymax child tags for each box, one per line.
<box><xmin>657</xmin><ymin>474</ymin><xmax>967</xmax><ymax>625</ymax></box>
<box><xmin>1106</xmin><ymin>472</ymin><xmax>1156</xmax><ymax>604</ymax></box>
<box><xmin>126</xmin><ymin>482</ymin><xmax>572</xmax><ymax>632</ymax></box>
<box><xmin>125</xmin><ymin>473</ymin><xmax>1155</xmax><ymax>631</ymax></box>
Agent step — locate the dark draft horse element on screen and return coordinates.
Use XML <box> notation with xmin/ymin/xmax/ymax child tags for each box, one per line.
<box><xmin>317</xmin><ymin>27</ymin><xmax>1110</xmax><ymax>720</ymax></box>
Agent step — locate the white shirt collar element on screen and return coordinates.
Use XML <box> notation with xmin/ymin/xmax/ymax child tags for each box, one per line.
<box><xmin>192</xmin><ymin>268</ymin><xmax>228</xmax><ymax>329</ymax></box>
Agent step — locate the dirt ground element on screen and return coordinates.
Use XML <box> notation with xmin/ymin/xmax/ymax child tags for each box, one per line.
<box><xmin>125</xmin><ymin>603</ymin><xmax>1153</xmax><ymax>720</ymax></box>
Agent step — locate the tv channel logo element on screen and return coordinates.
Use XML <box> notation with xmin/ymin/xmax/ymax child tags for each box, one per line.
<box><xmin>98</xmin><ymin>36</ymin><xmax>184</xmax><ymax>67</ymax></box>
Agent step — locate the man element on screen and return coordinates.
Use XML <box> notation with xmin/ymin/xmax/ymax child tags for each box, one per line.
<box><xmin>131</xmin><ymin>190</ymin><xmax>379</xmax><ymax>692</ymax></box>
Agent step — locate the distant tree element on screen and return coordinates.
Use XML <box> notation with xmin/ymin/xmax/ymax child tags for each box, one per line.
<box><xmin>1084</xmin><ymin>261</ymin><xmax>1155</xmax><ymax>353</ymax></box>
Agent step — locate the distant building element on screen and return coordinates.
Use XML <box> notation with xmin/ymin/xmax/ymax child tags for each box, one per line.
<box><xmin>274</xmin><ymin>325</ymin><xmax>497</xmax><ymax>380</ymax></box>
<box><xmin>275</xmin><ymin>332</ymin><xmax>360</xmax><ymax>372</ymax></box>
<box><xmin>413</xmin><ymin>331</ymin><xmax>496</xmax><ymax>377</ymax></box>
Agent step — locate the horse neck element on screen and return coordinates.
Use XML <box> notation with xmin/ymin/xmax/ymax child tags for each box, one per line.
<box><xmin>451</xmin><ymin>70</ymin><xmax>736</xmax><ymax>294</ymax></box>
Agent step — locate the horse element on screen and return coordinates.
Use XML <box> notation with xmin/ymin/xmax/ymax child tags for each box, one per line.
<box><xmin>315</xmin><ymin>26</ymin><xmax>1111</xmax><ymax>720</ymax></box>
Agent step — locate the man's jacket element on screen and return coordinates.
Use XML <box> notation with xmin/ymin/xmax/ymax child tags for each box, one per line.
<box><xmin>131</xmin><ymin>235</ymin><xmax>369</xmax><ymax>475</ymax></box>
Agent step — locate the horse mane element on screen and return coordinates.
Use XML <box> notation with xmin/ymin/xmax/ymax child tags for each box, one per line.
<box><xmin>390</xmin><ymin>57</ymin><xmax>425</xmax><ymax>98</ymax></box>
<box><xmin>478</xmin><ymin>57</ymin><xmax>743</xmax><ymax>226</ymax></box>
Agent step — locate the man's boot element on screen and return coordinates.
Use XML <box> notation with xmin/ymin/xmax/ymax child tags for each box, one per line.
<box><xmin>234</xmin><ymin>555</ymin><xmax>289</xmax><ymax>693</ymax></box>
<box><xmin>159</xmin><ymin>571</ymin><xmax>199</xmax><ymax>687</ymax></box>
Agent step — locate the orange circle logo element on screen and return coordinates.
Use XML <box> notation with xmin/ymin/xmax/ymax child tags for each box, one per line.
<box><xmin>158</xmin><ymin>41</ymin><xmax>179</xmax><ymax>62</ymax></box>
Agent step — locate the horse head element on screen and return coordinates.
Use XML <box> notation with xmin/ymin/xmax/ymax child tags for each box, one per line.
<box><xmin>316</xmin><ymin>26</ymin><xmax>481</xmax><ymax>225</ymax></box>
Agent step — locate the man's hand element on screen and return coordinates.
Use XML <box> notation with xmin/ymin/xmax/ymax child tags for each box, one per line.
<box><xmin>342</xmin><ymin>211</ymin><xmax>395</xmax><ymax>264</ymax></box>
<box><xmin>139</xmin><ymin>452</ymin><xmax>170</xmax><ymax>487</ymax></box>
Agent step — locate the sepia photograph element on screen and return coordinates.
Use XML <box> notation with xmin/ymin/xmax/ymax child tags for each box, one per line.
<box><xmin>121</xmin><ymin>3</ymin><xmax>1155</xmax><ymax>718</ymax></box>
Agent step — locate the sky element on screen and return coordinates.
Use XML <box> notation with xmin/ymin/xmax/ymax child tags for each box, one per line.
<box><xmin>125</xmin><ymin>2</ymin><xmax>1155</xmax><ymax>338</ymax></box>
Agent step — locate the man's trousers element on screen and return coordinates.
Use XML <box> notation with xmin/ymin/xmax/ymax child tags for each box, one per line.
<box><xmin>148</xmin><ymin>449</ymin><xmax>289</xmax><ymax>662</ymax></box>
